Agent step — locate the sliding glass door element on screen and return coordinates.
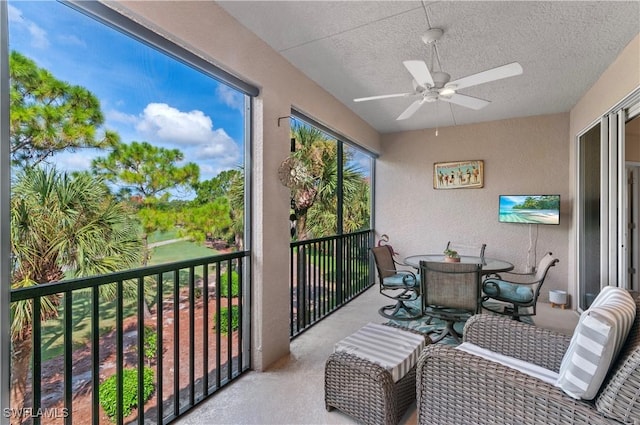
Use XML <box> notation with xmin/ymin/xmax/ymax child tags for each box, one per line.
<box><xmin>577</xmin><ymin>90</ymin><xmax>640</xmax><ymax>309</ymax></box>
<box><xmin>578</xmin><ymin>123</ymin><xmax>602</xmax><ymax>309</ymax></box>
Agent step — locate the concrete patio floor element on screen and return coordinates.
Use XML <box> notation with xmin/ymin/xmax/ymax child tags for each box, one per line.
<box><xmin>176</xmin><ymin>285</ymin><xmax>579</xmax><ymax>425</ymax></box>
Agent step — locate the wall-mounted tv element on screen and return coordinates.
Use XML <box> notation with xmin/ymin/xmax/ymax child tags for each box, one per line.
<box><xmin>498</xmin><ymin>195</ymin><xmax>560</xmax><ymax>225</ymax></box>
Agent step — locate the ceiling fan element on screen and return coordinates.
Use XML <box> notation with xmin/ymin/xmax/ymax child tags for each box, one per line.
<box><xmin>353</xmin><ymin>28</ymin><xmax>523</xmax><ymax>120</ymax></box>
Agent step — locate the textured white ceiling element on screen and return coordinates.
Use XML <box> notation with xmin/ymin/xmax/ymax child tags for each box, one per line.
<box><xmin>218</xmin><ymin>1</ymin><xmax>640</xmax><ymax>134</ymax></box>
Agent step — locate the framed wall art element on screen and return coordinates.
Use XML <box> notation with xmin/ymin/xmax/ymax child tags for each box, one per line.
<box><xmin>433</xmin><ymin>160</ymin><xmax>484</xmax><ymax>189</ymax></box>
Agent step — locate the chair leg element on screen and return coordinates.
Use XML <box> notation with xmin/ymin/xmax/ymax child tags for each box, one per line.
<box><xmin>428</xmin><ymin>319</ymin><xmax>461</xmax><ymax>344</ymax></box>
<box><xmin>378</xmin><ymin>300</ymin><xmax>422</xmax><ymax>321</ymax></box>
<box><xmin>511</xmin><ymin>306</ymin><xmax>521</xmax><ymax>321</ymax></box>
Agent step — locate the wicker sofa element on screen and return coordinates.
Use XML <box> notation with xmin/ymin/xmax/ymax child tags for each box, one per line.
<box><xmin>416</xmin><ymin>293</ymin><xmax>640</xmax><ymax>424</ymax></box>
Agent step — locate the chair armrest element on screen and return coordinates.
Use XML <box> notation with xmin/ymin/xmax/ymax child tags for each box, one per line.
<box><xmin>416</xmin><ymin>345</ymin><xmax>613</xmax><ymax>425</ymax></box>
<box><xmin>395</xmin><ymin>259</ymin><xmax>418</xmax><ymax>271</ymax></box>
<box><xmin>463</xmin><ymin>314</ymin><xmax>571</xmax><ymax>372</ymax></box>
<box><xmin>484</xmin><ymin>271</ymin><xmax>540</xmax><ymax>285</ymax></box>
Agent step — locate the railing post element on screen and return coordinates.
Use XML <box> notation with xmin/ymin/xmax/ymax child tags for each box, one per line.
<box><xmin>298</xmin><ymin>244</ymin><xmax>307</xmax><ymax>330</ymax></box>
<box><xmin>336</xmin><ymin>143</ymin><xmax>344</xmax><ymax>304</ymax></box>
<box><xmin>335</xmin><ymin>236</ymin><xmax>343</xmax><ymax>306</ymax></box>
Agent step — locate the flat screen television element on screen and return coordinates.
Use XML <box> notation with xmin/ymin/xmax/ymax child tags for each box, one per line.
<box><xmin>498</xmin><ymin>195</ymin><xmax>560</xmax><ymax>225</ymax></box>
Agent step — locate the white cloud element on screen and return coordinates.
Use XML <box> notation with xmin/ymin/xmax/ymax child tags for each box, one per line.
<box><xmin>134</xmin><ymin>103</ymin><xmax>241</xmax><ymax>175</ymax></box>
<box><xmin>197</xmin><ymin>128</ymin><xmax>241</xmax><ymax>167</ymax></box>
<box><xmin>8</xmin><ymin>4</ymin><xmax>49</xmax><ymax>49</ymax></box>
<box><xmin>216</xmin><ymin>85</ymin><xmax>244</xmax><ymax>111</ymax></box>
<box><xmin>136</xmin><ymin>103</ymin><xmax>214</xmax><ymax>145</ymax></box>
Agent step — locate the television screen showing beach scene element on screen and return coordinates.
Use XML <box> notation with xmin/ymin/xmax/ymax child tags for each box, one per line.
<box><xmin>498</xmin><ymin>195</ymin><xmax>560</xmax><ymax>225</ymax></box>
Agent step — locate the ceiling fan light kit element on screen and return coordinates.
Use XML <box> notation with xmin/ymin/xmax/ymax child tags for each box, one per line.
<box><xmin>353</xmin><ymin>28</ymin><xmax>523</xmax><ymax>121</ymax></box>
<box><xmin>439</xmin><ymin>85</ymin><xmax>456</xmax><ymax>96</ymax></box>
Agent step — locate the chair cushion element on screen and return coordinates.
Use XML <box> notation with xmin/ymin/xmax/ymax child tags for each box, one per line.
<box><xmin>483</xmin><ymin>278</ymin><xmax>534</xmax><ymax>303</ymax></box>
<box><xmin>382</xmin><ymin>273</ymin><xmax>420</xmax><ymax>288</ymax></box>
<box><xmin>556</xmin><ymin>286</ymin><xmax>636</xmax><ymax>400</ymax></box>
<box><xmin>334</xmin><ymin>322</ymin><xmax>426</xmax><ymax>382</ymax></box>
<box><xmin>456</xmin><ymin>342</ymin><xmax>559</xmax><ymax>385</ymax></box>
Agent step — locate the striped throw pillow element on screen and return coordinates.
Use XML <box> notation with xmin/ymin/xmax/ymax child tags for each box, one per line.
<box><xmin>556</xmin><ymin>286</ymin><xmax>636</xmax><ymax>400</ymax></box>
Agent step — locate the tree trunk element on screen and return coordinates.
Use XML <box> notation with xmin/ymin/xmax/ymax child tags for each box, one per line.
<box><xmin>295</xmin><ymin>213</ymin><xmax>309</xmax><ymax>240</ymax></box>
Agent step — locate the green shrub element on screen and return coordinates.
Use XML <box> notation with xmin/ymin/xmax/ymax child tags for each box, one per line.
<box><xmin>214</xmin><ymin>305</ymin><xmax>239</xmax><ymax>335</ymax></box>
<box><xmin>143</xmin><ymin>325</ymin><xmax>157</xmax><ymax>361</ymax></box>
<box><xmin>99</xmin><ymin>367</ymin><xmax>155</xmax><ymax>421</ymax></box>
<box><xmin>132</xmin><ymin>325</ymin><xmax>157</xmax><ymax>364</ymax></box>
<box><xmin>219</xmin><ymin>271</ymin><xmax>240</xmax><ymax>297</ymax></box>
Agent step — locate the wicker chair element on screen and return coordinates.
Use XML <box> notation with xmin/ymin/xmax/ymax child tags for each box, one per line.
<box><xmin>416</xmin><ymin>293</ymin><xmax>640</xmax><ymax>425</ymax></box>
<box><xmin>372</xmin><ymin>245</ymin><xmax>422</xmax><ymax>320</ymax></box>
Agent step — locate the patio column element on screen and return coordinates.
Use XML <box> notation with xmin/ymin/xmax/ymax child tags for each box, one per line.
<box><xmin>250</xmin><ymin>97</ymin><xmax>293</xmax><ymax>371</ymax></box>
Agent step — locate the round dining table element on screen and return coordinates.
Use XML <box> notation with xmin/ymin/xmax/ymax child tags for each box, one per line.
<box><xmin>403</xmin><ymin>254</ymin><xmax>514</xmax><ymax>275</ymax></box>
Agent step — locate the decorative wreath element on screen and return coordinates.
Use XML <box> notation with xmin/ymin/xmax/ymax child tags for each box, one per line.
<box><xmin>278</xmin><ymin>156</ymin><xmax>312</xmax><ymax>189</ymax></box>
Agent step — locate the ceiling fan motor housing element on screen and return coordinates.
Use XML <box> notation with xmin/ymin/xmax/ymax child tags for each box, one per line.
<box><xmin>432</xmin><ymin>71</ymin><xmax>450</xmax><ymax>88</ymax></box>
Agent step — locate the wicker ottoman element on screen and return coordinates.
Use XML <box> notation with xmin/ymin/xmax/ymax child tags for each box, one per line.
<box><xmin>324</xmin><ymin>323</ymin><xmax>429</xmax><ymax>425</ymax></box>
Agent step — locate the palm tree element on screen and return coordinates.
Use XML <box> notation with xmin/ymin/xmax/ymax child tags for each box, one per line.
<box><xmin>286</xmin><ymin>123</ymin><xmax>325</xmax><ymax>239</ymax></box>
<box><xmin>307</xmin><ymin>172</ymin><xmax>370</xmax><ymax>237</ymax></box>
<box><xmin>288</xmin><ymin>121</ymin><xmax>371</xmax><ymax>239</ymax></box>
<box><xmin>10</xmin><ymin>167</ymin><xmax>142</xmax><ymax>418</ymax></box>
<box><xmin>227</xmin><ymin>169</ymin><xmax>245</xmax><ymax>250</ymax></box>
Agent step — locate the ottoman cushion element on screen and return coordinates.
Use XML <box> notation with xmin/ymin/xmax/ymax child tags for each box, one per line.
<box><xmin>334</xmin><ymin>322</ymin><xmax>427</xmax><ymax>382</ymax></box>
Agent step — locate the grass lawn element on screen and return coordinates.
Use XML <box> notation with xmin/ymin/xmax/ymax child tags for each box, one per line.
<box><xmin>40</xmin><ymin>238</ymin><xmax>220</xmax><ymax>362</ymax></box>
<box><xmin>41</xmin><ymin>288</ymin><xmax>140</xmax><ymax>360</ymax></box>
<box><xmin>149</xmin><ymin>240</ymin><xmax>217</xmax><ymax>265</ymax></box>
<box><xmin>147</xmin><ymin>229</ymin><xmax>181</xmax><ymax>244</ymax></box>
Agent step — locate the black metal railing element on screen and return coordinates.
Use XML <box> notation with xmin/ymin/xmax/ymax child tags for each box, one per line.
<box><xmin>289</xmin><ymin>229</ymin><xmax>373</xmax><ymax>338</ymax></box>
<box><xmin>9</xmin><ymin>251</ymin><xmax>250</xmax><ymax>425</ymax></box>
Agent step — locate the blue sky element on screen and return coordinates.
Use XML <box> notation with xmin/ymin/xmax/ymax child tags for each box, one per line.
<box><xmin>8</xmin><ymin>0</ymin><xmax>246</xmax><ymax>197</ymax></box>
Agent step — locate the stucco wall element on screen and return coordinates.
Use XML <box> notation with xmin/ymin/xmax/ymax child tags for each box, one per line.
<box><xmin>377</xmin><ymin>113</ymin><xmax>570</xmax><ymax>299</ymax></box>
<box><xmin>110</xmin><ymin>1</ymin><xmax>380</xmax><ymax>371</ymax></box>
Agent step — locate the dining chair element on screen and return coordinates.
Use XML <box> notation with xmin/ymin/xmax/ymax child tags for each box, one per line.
<box><xmin>481</xmin><ymin>252</ymin><xmax>559</xmax><ymax>320</ymax></box>
<box><xmin>445</xmin><ymin>241</ymin><xmax>486</xmax><ymax>258</ymax></box>
<box><xmin>372</xmin><ymin>245</ymin><xmax>422</xmax><ymax>320</ymax></box>
<box><xmin>419</xmin><ymin>260</ymin><xmax>482</xmax><ymax>343</ymax></box>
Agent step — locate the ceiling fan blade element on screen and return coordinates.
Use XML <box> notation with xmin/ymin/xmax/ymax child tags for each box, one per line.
<box><xmin>354</xmin><ymin>92</ymin><xmax>414</xmax><ymax>102</ymax></box>
<box><xmin>448</xmin><ymin>62</ymin><xmax>523</xmax><ymax>90</ymax></box>
<box><xmin>440</xmin><ymin>93</ymin><xmax>490</xmax><ymax>110</ymax></box>
<box><xmin>403</xmin><ymin>60</ymin><xmax>435</xmax><ymax>88</ymax></box>
<box><xmin>396</xmin><ymin>99</ymin><xmax>425</xmax><ymax>120</ymax></box>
